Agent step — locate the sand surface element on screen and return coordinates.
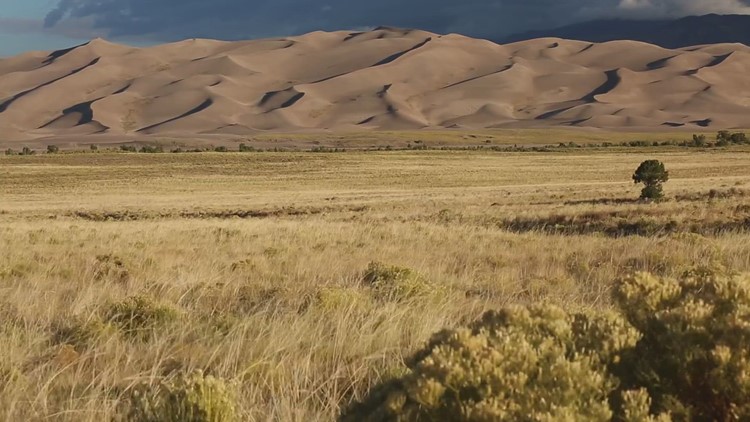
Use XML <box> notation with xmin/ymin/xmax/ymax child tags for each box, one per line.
<box><xmin>2</xmin><ymin>28</ymin><xmax>750</xmax><ymax>141</ymax></box>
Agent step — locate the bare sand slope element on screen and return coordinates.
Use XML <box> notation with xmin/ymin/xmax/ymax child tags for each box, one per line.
<box><xmin>2</xmin><ymin>28</ymin><xmax>750</xmax><ymax>140</ymax></box>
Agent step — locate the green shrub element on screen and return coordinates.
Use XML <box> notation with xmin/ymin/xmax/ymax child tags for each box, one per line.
<box><xmin>730</xmin><ymin>132</ymin><xmax>749</xmax><ymax>144</ymax></box>
<box><xmin>20</xmin><ymin>147</ymin><xmax>34</xmax><ymax>155</ymax></box>
<box><xmin>345</xmin><ymin>270</ymin><xmax>750</xmax><ymax>421</ymax></box>
<box><xmin>123</xmin><ymin>370</ymin><xmax>236</xmax><ymax>422</ymax></box>
<box><xmin>120</xmin><ymin>145</ymin><xmax>138</xmax><ymax>152</ymax></box>
<box><xmin>46</xmin><ymin>145</ymin><xmax>59</xmax><ymax>154</ymax></box>
<box><xmin>104</xmin><ymin>296</ymin><xmax>178</xmax><ymax>337</ymax></box>
<box><xmin>362</xmin><ymin>262</ymin><xmax>434</xmax><ymax>301</ymax></box>
<box><xmin>4</xmin><ymin>148</ymin><xmax>14</xmax><ymax>155</ymax></box>
<box><xmin>214</xmin><ymin>146</ymin><xmax>228</xmax><ymax>153</ymax></box>
<box><xmin>633</xmin><ymin>160</ymin><xmax>669</xmax><ymax>200</ymax></box>
<box><xmin>238</xmin><ymin>143</ymin><xmax>254</xmax><ymax>152</ymax></box>
<box><xmin>717</xmin><ymin>130</ymin><xmax>749</xmax><ymax>145</ymax></box>
<box><xmin>140</xmin><ymin>145</ymin><xmax>164</xmax><ymax>153</ymax></box>
<box><xmin>613</xmin><ymin>270</ymin><xmax>750</xmax><ymax>420</ymax></box>
<box><xmin>90</xmin><ymin>144</ymin><xmax>98</xmax><ymax>151</ymax></box>
<box><xmin>341</xmin><ymin>305</ymin><xmax>641</xmax><ymax>421</ymax></box>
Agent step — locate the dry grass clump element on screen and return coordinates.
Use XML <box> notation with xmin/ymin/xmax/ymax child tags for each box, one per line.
<box><xmin>313</xmin><ymin>287</ymin><xmax>374</xmax><ymax>312</ymax></box>
<box><xmin>94</xmin><ymin>254</ymin><xmax>131</xmax><ymax>283</ymax></box>
<box><xmin>51</xmin><ymin>316</ymin><xmax>115</xmax><ymax>352</ymax></box>
<box><xmin>103</xmin><ymin>296</ymin><xmax>180</xmax><ymax>337</ymax></box>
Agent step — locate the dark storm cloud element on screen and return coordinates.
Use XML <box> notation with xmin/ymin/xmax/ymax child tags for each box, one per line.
<box><xmin>43</xmin><ymin>0</ymin><xmax>750</xmax><ymax>42</ymax></box>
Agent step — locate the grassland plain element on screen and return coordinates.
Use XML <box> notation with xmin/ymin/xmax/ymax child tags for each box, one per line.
<box><xmin>1</xmin><ymin>147</ymin><xmax>750</xmax><ymax>420</ymax></box>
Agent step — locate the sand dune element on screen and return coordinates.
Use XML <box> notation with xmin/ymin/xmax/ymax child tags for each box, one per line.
<box><xmin>2</xmin><ymin>28</ymin><xmax>750</xmax><ymax>140</ymax></box>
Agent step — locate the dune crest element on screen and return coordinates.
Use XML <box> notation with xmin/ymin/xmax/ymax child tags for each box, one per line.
<box><xmin>2</xmin><ymin>29</ymin><xmax>750</xmax><ymax>140</ymax></box>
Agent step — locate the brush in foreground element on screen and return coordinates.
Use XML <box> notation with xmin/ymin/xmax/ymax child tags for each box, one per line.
<box><xmin>342</xmin><ymin>268</ymin><xmax>750</xmax><ymax>421</ymax></box>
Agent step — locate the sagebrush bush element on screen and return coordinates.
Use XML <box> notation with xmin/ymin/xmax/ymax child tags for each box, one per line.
<box><xmin>123</xmin><ymin>370</ymin><xmax>236</xmax><ymax>422</ymax></box>
<box><xmin>345</xmin><ymin>269</ymin><xmax>750</xmax><ymax>421</ymax></box>
<box><xmin>104</xmin><ymin>296</ymin><xmax>179</xmax><ymax>337</ymax></box>
<box><xmin>362</xmin><ymin>262</ymin><xmax>435</xmax><ymax>302</ymax></box>
<box><xmin>342</xmin><ymin>305</ymin><xmax>640</xmax><ymax>421</ymax></box>
<box><xmin>613</xmin><ymin>270</ymin><xmax>750</xmax><ymax>420</ymax></box>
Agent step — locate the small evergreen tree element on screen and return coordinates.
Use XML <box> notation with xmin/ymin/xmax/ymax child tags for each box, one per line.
<box><xmin>633</xmin><ymin>160</ymin><xmax>669</xmax><ymax>200</ymax></box>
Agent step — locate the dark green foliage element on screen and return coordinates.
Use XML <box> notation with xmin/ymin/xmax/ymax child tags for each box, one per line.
<box><xmin>730</xmin><ymin>132</ymin><xmax>749</xmax><ymax>144</ymax></box>
<box><xmin>214</xmin><ymin>146</ymin><xmax>228</xmax><ymax>153</ymax></box>
<box><xmin>47</xmin><ymin>145</ymin><xmax>59</xmax><ymax>154</ymax></box>
<box><xmin>140</xmin><ymin>145</ymin><xmax>164</xmax><ymax>153</ymax></box>
<box><xmin>20</xmin><ymin>147</ymin><xmax>34</xmax><ymax>155</ymax></box>
<box><xmin>120</xmin><ymin>145</ymin><xmax>138</xmax><ymax>152</ymax></box>
<box><xmin>717</xmin><ymin>130</ymin><xmax>731</xmax><ymax>142</ymax></box>
<box><xmin>238</xmin><ymin>143</ymin><xmax>255</xmax><ymax>152</ymax></box>
<box><xmin>717</xmin><ymin>137</ymin><xmax>731</xmax><ymax>147</ymax></box>
<box><xmin>90</xmin><ymin>144</ymin><xmax>98</xmax><ymax>151</ymax></box>
<box><xmin>628</xmin><ymin>140</ymin><xmax>651</xmax><ymax>147</ymax></box>
<box><xmin>640</xmin><ymin>184</ymin><xmax>664</xmax><ymax>200</ymax></box>
<box><xmin>633</xmin><ymin>160</ymin><xmax>669</xmax><ymax>200</ymax></box>
<box><xmin>717</xmin><ymin>130</ymin><xmax>749</xmax><ymax>146</ymax></box>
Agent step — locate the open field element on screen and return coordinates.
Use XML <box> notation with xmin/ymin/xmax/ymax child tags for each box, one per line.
<box><xmin>1</xmin><ymin>148</ymin><xmax>750</xmax><ymax>420</ymax></box>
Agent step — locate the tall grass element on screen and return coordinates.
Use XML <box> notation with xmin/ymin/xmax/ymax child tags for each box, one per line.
<box><xmin>0</xmin><ymin>150</ymin><xmax>749</xmax><ymax>420</ymax></box>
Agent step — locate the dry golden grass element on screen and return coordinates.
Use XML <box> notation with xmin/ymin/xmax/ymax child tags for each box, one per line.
<box><xmin>1</xmin><ymin>148</ymin><xmax>750</xmax><ymax>420</ymax></box>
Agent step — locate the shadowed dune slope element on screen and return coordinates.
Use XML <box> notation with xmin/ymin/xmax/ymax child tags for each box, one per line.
<box><xmin>2</xmin><ymin>29</ymin><xmax>750</xmax><ymax>140</ymax></box>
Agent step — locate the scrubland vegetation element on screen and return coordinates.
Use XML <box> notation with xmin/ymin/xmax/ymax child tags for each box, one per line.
<box><xmin>1</xmin><ymin>147</ymin><xmax>750</xmax><ymax>421</ymax></box>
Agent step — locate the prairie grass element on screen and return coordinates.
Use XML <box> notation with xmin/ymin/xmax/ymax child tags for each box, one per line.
<box><xmin>0</xmin><ymin>149</ymin><xmax>749</xmax><ymax>420</ymax></box>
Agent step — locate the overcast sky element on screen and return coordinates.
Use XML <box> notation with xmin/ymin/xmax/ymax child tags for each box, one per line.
<box><xmin>1</xmin><ymin>0</ymin><xmax>750</xmax><ymax>56</ymax></box>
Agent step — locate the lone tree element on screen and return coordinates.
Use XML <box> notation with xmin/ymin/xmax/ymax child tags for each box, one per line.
<box><xmin>633</xmin><ymin>160</ymin><xmax>669</xmax><ymax>200</ymax></box>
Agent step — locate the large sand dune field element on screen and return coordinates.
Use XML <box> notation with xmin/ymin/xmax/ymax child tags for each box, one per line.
<box><xmin>2</xmin><ymin>27</ymin><xmax>750</xmax><ymax>141</ymax></box>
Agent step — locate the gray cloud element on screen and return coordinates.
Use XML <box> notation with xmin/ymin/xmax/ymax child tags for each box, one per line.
<box><xmin>43</xmin><ymin>0</ymin><xmax>750</xmax><ymax>42</ymax></box>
